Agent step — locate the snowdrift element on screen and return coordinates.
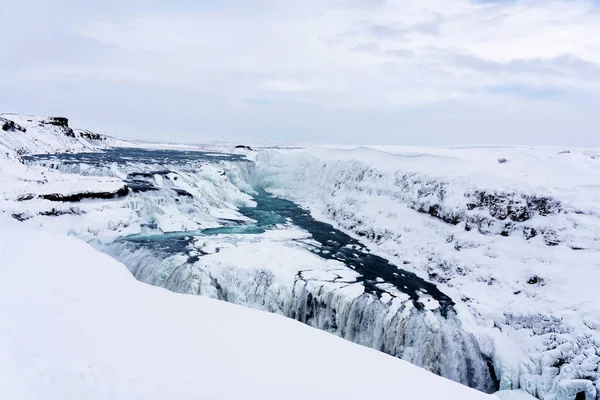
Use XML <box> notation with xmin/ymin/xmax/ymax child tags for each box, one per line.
<box><xmin>0</xmin><ymin>219</ymin><xmax>493</xmax><ymax>400</ymax></box>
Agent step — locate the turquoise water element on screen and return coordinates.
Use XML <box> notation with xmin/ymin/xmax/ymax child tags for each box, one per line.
<box><xmin>27</xmin><ymin>148</ymin><xmax>454</xmax><ymax>314</ymax></box>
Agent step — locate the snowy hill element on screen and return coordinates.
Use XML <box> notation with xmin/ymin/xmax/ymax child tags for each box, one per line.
<box><xmin>0</xmin><ymin>218</ymin><xmax>494</xmax><ymax>400</ymax></box>
<box><xmin>0</xmin><ymin>113</ymin><xmax>130</xmax><ymax>158</ymax></box>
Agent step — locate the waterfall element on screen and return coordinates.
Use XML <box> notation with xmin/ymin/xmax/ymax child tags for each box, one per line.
<box><xmin>100</xmin><ymin>240</ymin><xmax>497</xmax><ymax>393</ymax></box>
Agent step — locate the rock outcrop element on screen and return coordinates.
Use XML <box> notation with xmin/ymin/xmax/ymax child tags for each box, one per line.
<box><xmin>0</xmin><ymin>117</ymin><xmax>26</xmax><ymax>133</ymax></box>
<box><xmin>43</xmin><ymin>116</ymin><xmax>75</xmax><ymax>137</ymax></box>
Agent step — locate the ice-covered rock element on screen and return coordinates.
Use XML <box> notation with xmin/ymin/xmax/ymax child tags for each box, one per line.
<box><xmin>555</xmin><ymin>379</ymin><xmax>597</xmax><ymax>400</ymax></box>
<box><xmin>0</xmin><ymin>218</ymin><xmax>495</xmax><ymax>400</ymax></box>
<box><xmin>251</xmin><ymin>146</ymin><xmax>600</xmax><ymax>400</ymax></box>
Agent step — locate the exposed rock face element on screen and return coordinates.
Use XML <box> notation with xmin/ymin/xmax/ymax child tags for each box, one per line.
<box><xmin>44</xmin><ymin>117</ymin><xmax>69</xmax><ymax>127</ymax></box>
<box><xmin>0</xmin><ymin>117</ymin><xmax>26</xmax><ymax>133</ymax></box>
<box><xmin>78</xmin><ymin>129</ymin><xmax>106</xmax><ymax>141</ymax></box>
<box><xmin>391</xmin><ymin>173</ymin><xmax>564</xmax><ymax>244</ymax></box>
<box><xmin>235</xmin><ymin>145</ymin><xmax>253</xmax><ymax>151</ymax></box>
<box><xmin>39</xmin><ymin>185</ymin><xmax>129</xmax><ymax>202</ymax></box>
<box><xmin>43</xmin><ymin>116</ymin><xmax>75</xmax><ymax>137</ymax></box>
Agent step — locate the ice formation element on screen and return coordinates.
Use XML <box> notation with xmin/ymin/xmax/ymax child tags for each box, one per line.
<box><xmin>2</xmin><ymin>113</ymin><xmax>599</xmax><ymax>400</ymax></box>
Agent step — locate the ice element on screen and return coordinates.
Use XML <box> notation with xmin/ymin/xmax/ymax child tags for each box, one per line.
<box><xmin>3</xmin><ymin>116</ymin><xmax>600</xmax><ymax>399</ymax></box>
<box><xmin>101</xmin><ymin>229</ymin><xmax>496</xmax><ymax>392</ymax></box>
<box><xmin>0</xmin><ymin>218</ymin><xmax>494</xmax><ymax>400</ymax></box>
<box><xmin>252</xmin><ymin>146</ymin><xmax>600</xmax><ymax>400</ymax></box>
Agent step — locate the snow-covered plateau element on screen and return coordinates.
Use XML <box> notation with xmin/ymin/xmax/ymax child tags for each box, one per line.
<box><xmin>1</xmin><ymin>113</ymin><xmax>598</xmax><ymax>400</ymax></box>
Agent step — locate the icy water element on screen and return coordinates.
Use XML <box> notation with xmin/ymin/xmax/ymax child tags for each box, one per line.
<box><xmin>27</xmin><ymin>147</ymin><xmax>454</xmax><ymax>313</ymax></box>
<box><xmin>24</xmin><ymin>147</ymin><xmax>250</xmax><ymax>166</ymax></box>
<box><xmin>241</xmin><ymin>190</ymin><xmax>454</xmax><ymax>313</ymax></box>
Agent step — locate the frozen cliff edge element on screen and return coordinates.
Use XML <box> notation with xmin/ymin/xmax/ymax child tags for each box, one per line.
<box><xmin>0</xmin><ymin>218</ymin><xmax>495</xmax><ymax>400</ymax></box>
<box><xmin>253</xmin><ymin>146</ymin><xmax>600</xmax><ymax>400</ymax></box>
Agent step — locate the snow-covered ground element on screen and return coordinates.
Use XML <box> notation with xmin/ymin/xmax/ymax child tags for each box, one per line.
<box><xmin>254</xmin><ymin>146</ymin><xmax>600</xmax><ymax>400</ymax></box>
<box><xmin>0</xmin><ymin>218</ymin><xmax>495</xmax><ymax>400</ymax></box>
<box><xmin>1</xmin><ymin>113</ymin><xmax>599</xmax><ymax>400</ymax></box>
<box><xmin>0</xmin><ymin>113</ymin><xmax>133</xmax><ymax>158</ymax></box>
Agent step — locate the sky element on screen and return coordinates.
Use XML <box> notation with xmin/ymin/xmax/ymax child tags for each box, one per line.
<box><xmin>1</xmin><ymin>0</ymin><xmax>599</xmax><ymax>146</ymax></box>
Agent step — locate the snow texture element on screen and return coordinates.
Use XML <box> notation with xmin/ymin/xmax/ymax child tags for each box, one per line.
<box><xmin>1</xmin><ymin>114</ymin><xmax>599</xmax><ymax>400</ymax></box>
<box><xmin>252</xmin><ymin>146</ymin><xmax>600</xmax><ymax>400</ymax></box>
<box><xmin>0</xmin><ymin>218</ymin><xmax>495</xmax><ymax>400</ymax></box>
<box><xmin>0</xmin><ymin>113</ymin><xmax>131</xmax><ymax>158</ymax></box>
<box><xmin>14</xmin><ymin>147</ymin><xmax>495</xmax><ymax>391</ymax></box>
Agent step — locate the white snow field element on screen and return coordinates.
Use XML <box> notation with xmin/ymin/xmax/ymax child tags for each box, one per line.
<box><xmin>0</xmin><ymin>218</ymin><xmax>494</xmax><ymax>400</ymax></box>
<box><xmin>1</xmin><ymin>113</ymin><xmax>599</xmax><ymax>400</ymax></box>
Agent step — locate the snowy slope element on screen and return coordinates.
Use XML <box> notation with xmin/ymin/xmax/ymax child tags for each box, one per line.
<box><xmin>254</xmin><ymin>146</ymin><xmax>600</xmax><ymax>400</ymax></box>
<box><xmin>0</xmin><ymin>218</ymin><xmax>494</xmax><ymax>400</ymax></box>
<box><xmin>0</xmin><ymin>113</ymin><xmax>130</xmax><ymax>158</ymax></box>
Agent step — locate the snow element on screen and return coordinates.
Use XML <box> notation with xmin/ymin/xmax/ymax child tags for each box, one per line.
<box><xmin>2</xmin><ymin>114</ymin><xmax>600</xmax><ymax>400</ymax></box>
<box><xmin>106</xmin><ymin>224</ymin><xmax>495</xmax><ymax>393</ymax></box>
<box><xmin>495</xmin><ymin>390</ymin><xmax>538</xmax><ymax>400</ymax></box>
<box><xmin>253</xmin><ymin>146</ymin><xmax>600</xmax><ymax>400</ymax></box>
<box><xmin>0</xmin><ymin>218</ymin><xmax>493</xmax><ymax>400</ymax></box>
<box><xmin>0</xmin><ymin>113</ymin><xmax>119</xmax><ymax>157</ymax></box>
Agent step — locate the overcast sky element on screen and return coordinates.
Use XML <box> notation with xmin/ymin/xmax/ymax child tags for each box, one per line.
<box><xmin>1</xmin><ymin>0</ymin><xmax>599</xmax><ymax>146</ymax></box>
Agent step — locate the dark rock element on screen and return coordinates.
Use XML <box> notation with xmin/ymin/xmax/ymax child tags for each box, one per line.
<box><xmin>523</xmin><ymin>227</ymin><xmax>538</xmax><ymax>240</ymax></box>
<box><xmin>497</xmin><ymin>158</ymin><xmax>508</xmax><ymax>164</ymax></box>
<box><xmin>172</xmin><ymin>188</ymin><xmax>193</xmax><ymax>198</ymax></box>
<box><xmin>235</xmin><ymin>145</ymin><xmax>253</xmax><ymax>151</ymax></box>
<box><xmin>527</xmin><ymin>275</ymin><xmax>545</xmax><ymax>286</ymax></box>
<box><xmin>0</xmin><ymin>117</ymin><xmax>27</xmax><ymax>133</ymax></box>
<box><xmin>40</xmin><ymin>185</ymin><xmax>129</xmax><ymax>202</ymax></box>
<box><xmin>78</xmin><ymin>130</ymin><xmax>105</xmax><ymax>140</ymax></box>
<box><xmin>39</xmin><ymin>208</ymin><xmax>85</xmax><ymax>217</ymax></box>
<box><xmin>12</xmin><ymin>207</ymin><xmax>85</xmax><ymax>222</ymax></box>
<box><xmin>17</xmin><ymin>194</ymin><xmax>35</xmax><ymax>201</ymax></box>
<box><xmin>43</xmin><ymin>116</ymin><xmax>75</xmax><ymax>137</ymax></box>
<box><xmin>128</xmin><ymin>170</ymin><xmax>173</xmax><ymax>179</ymax></box>
<box><xmin>11</xmin><ymin>213</ymin><xmax>30</xmax><ymax>222</ymax></box>
<box><xmin>467</xmin><ymin>190</ymin><xmax>561</xmax><ymax>223</ymax></box>
<box><xmin>44</xmin><ymin>116</ymin><xmax>69</xmax><ymax>127</ymax></box>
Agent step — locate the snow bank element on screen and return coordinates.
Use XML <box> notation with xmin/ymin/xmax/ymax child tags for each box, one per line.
<box><xmin>253</xmin><ymin>146</ymin><xmax>600</xmax><ymax>400</ymax></box>
<box><xmin>0</xmin><ymin>218</ymin><xmax>494</xmax><ymax>400</ymax></box>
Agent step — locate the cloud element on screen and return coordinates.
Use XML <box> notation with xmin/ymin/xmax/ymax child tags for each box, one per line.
<box><xmin>1</xmin><ymin>0</ymin><xmax>599</xmax><ymax>145</ymax></box>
